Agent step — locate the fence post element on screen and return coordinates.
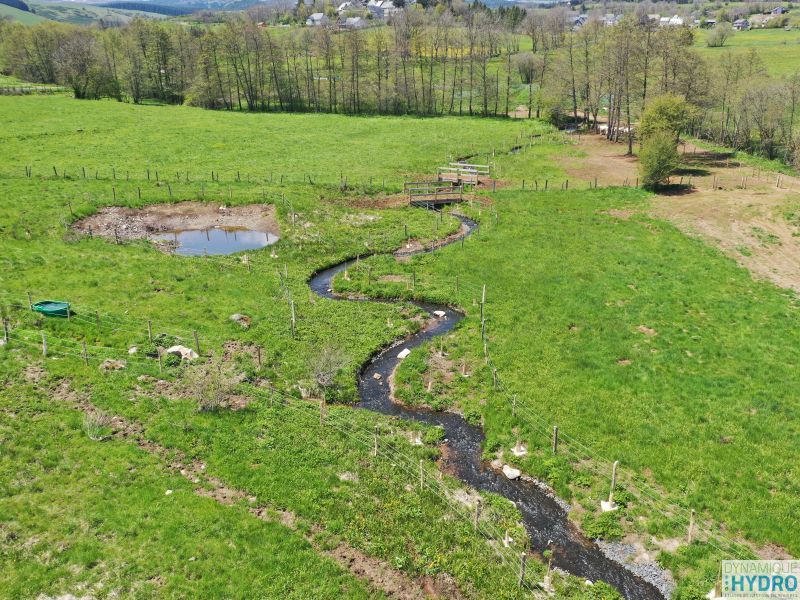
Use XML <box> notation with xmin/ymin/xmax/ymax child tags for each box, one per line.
<box><xmin>147</xmin><ymin>320</ymin><xmax>153</xmax><ymax>342</ymax></box>
<box><xmin>193</xmin><ymin>330</ymin><xmax>201</xmax><ymax>354</ymax></box>
<box><xmin>2</xmin><ymin>319</ymin><xmax>8</xmax><ymax>345</ymax></box>
<box><xmin>418</xmin><ymin>459</ymin><xmax>424</xmax><ymax>491</ymax></box>
<box><xmin>27</xmin><ymin>291</ymin><xmax>33</xmax><ymax>310</ymax></box>
<box><xmin>41</xmin><ymin>333</ymin><xmax>47</xmax><ymax>357</ymax></box>
<box><xmin>688</xmin><ymin>509</ymin><xmax>696</xmax><ymax>543</ymax></box>
<box><xmin>552</xmin><ymin>425</ymin><xmax>559</xmax><ymax>454</ymax></box>
<box><xmin>82</xmin><ymin>341</ymin><xmax>88</xmax><ymax>366</ymax></box>
<box><xmin>518</xmin><ymin>553</ymin><xmax>527</xmax><ymax>587</ymax></box>
<box><xmin>290</xmin><ymin>300</ymin><xmax>296</xmax><ymax>338</ymax></box>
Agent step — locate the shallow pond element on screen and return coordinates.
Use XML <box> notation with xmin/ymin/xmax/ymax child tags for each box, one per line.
<box><xmin>156</xmin><ymin>227</ymin><xmax>279</xmax><ymax>256</ymax></box>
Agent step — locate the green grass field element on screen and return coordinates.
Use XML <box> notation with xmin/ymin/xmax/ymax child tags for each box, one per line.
<box><xmin>695</xmin><ymin>27</ymin><xmax>800</xmax><ymax>76</ymax></box>
<box><xmin>0</xmin><ymin>2</ymin><xmax>48</xmax><ymax>24</ymax></box>
<box><xmin>2</xmin><ymin>92</ymin><xmax>798</xmax><ymax>599</ymax></box>
<box><xmin>335</xmin><ymin>155</ymin><xmax>800</xmax><ymax>595</ymax></box>
<box><xmin>0</xmin><ymin>96</ymin><xmax>581</xmax><ymax>599</ymax></box>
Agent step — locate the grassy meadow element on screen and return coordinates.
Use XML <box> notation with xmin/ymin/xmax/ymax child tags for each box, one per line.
<box><xmin>336</xmin><ymin>169</ymin><xmax>800</xmax><ymax>594</ymax></box>
<box><xmin>0</xmin><ymin>96</ymin><xmax>583</xmax><ymax>599</ymax></box>
<box><xmin>694</xmin><ymin>27</ymin><xmax>800</xmax><ymax>76</ymax></box>
<box><xmin>2</xmin><ymin>91</ymin><xmax>798</xmax><ymax>599</ymax></box>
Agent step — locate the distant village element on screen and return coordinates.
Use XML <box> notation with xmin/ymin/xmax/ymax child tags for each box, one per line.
<box><xmin>298</xmin><ymin>0</ymin><xmax>793</xmax><ymax>32</ymax></box>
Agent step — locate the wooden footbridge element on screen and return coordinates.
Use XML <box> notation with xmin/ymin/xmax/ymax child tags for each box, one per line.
<box><xmin>437</xmin><ymin>162</ymin><xmax>490</xmax><ymax>185</ymax></box>
<box><xmin>405</xmin><ymin>182</ymin><xmax>464</xmax><ymax>207</ymax></box>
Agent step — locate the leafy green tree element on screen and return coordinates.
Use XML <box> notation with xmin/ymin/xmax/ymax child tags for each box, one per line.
<box><xmin>640</xmin><ymin>93</ymin><xmax>691</xmax><ymax>142</ymax></box>
<box><xmin>639</xmin><ymin>131</ymin><xmax>681</xmax><ymax>189</ymax></box>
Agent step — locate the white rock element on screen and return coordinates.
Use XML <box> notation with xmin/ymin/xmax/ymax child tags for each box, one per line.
<box><xmin>99</xmin><ymin>358</ymin><xmax>127</xmax><ymax>371</ymax></box>
<box><xmin>433</xmin><ymin>310</ymin><xmax>446</xmax><ymax>318</ymax></box>
<box><xmin>165</xmin><ymin>489</ymin><xmax>173</xmax><ymax>495</ymax></box>
<box><xmin>165</xmin><ymin>345</ymin><xmax>199</xmax><ymax>361</ymax></box>
<box><xmin>397</xmin><ymin>348</ymin><xmax>411</xmax><ymax>359</ymax></box>
<box><xmin>373</xmin><ymin>373</ymin><xmax>382</xmax><ymax>380</ymax></box>
<box><xmin>128</xmin><ymin>346</ymin><xmax>138</xmax><ymax>355</ymax></box>
<box><xmin>502</xmin><ymin>464</ymin><xmax>521</xmax><ymax>480</ymax></box>
<box><xmin>511</xmin><ymin>443</ymin><xmax>528</xmax><ymax>457</ymax></box>
<box><xmin>600</xmin><ymin>500</ymin><xmax>618</xmax><ymax>513</ymax></box>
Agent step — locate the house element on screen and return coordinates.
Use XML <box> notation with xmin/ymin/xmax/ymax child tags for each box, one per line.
<box><xmin>601</xmin><ymin>13</ymin><xmax>619</xmax><ymax>26</ymax></box>
<box><xmin>306</xmin><ymin>12</ymin><xmax>329</xmax><ymax>26</ymax></box>
<box><xmin>342</xmin><ymin>16</ymin><xmax>367</xmax><ymax>28</ymax></box>
<box><xmin>570</xmin><ymin>14</ymin><xmax>587</xmax><ymax>29</ymax></box>
<box><xmin>770</xmin><ymin>6</ymin><xmax>788</xmax><ymax>15</ymax></box>
<box><xmin>702</xmin><ymin>18</ymin><xmax>717</xmax><ymax>27</ymax></box>
<box><xmin>367</xmin><ymin>0</ymin><xmax>402</xmax><ymax>19</ymax></box>
<box><xmin>733</xmin><ymin>18</ymin><xmax>749</xmax><ymax>30</ymax></box>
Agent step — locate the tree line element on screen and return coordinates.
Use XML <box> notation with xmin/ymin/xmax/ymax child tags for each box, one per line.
<box><xmin>1</xmin><ymin>6</ymin><xmax>799</xmax><ymax>165</ymax></box>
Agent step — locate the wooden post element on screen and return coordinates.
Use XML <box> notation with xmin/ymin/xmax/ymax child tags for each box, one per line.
<box><xmin>608</xmin><ymin>460</ymin><xmax>619</xmax><ymax>504</ymax></box>
<box><xmin>688</xmin><ymin>509</ymin><xmax>696</xmax><ymax>543</ymax></box>
<box><xmin>157</xmin><ymin>349</ymin><xmax>163</xmax><ymax>374</ymax></box>
<box><xmin>518</xmin><ymin>553</ymin><xmax>527</xmax><ymax>587</ymax></box>
<box><xmin>473</xmin><ymin>498</ymin><xmax>481</xmax><ymax>529</ymax></box>
<box><xmin>193</xmin><ymin>330</ymin><xmax>200</xmax><ymax>354</ymax></box>
<box><xmin>290</xmin><ymin>300</ymin><xmax>296</xmax><ymax>338</ymax></box>
<box><xmin>492</xmin><ymin>368</ymin><xmax>497</xmax><ymax>389</ymax></box>
<box><xmin>112</xmin><ymin>187</ymin><xmax>116</xmax><ymax>202</ymax></box>
<box><xmin>455</xmin><ymin>275</ymin><xmax>459</xmax><ymax>294</ymax></box>
<box><xmin>319</xmin><ymin>399</ymin><xmax>326</xmax><ymax>426</ymax></box>
<box><xmin>82</xmin><ymin>341</ymin><xmax>88</xmax><ymax>366</ymax></box>
<box><xmin>373</xmin><ymin>425</ymin><xmax>378</xmax><ymax>457</ymax></box>
<box><xmin>552</xmin><ymin>425</ymin><xmax>558</xmax><ymax>455</ymax></box>
<box><xmin>522</xmin><ymin>179</ymin><xmax>525</xmax><ymax>190</ymax></box>
<box><xmin>137</xmin><ymin>187</ymin><xmax>141</xmax><ymax>200</ymax></box>
<box><xmin>2</xmin><ymin>319</ymin><xmax>8</xmax><ymax>345</ymax></box>
<box><xmin>256</xmin><ymin>346</ymin><xmax>262</xmax><ymax>368</ymax></box>
<box><xmin>147</xmin><ymin>320</ymin><xmax>153</xmax><ymax>342</ymax></box>
<box><xmin>544</xmin><ymin>180</ymin><xmax>548</xmax><ymax>191</ymax></box>
<box><xmin>512</xmin><ymin>394</ymin><xmax>517</xmax><ymax>417</ymax></box>
<box><xmin>41</xmin><ymin>333</ymin><xmax>47</xmax><ymax>357</ymax></box>
<box><xmin>418</xmin><ymin>459</ymin><xmax>424</xmax><ymax>491</ymax></box>
<box><xmin>27</xmin><ymin>292</ymin><xmax>33</xmax><ymax>310</ymax></box>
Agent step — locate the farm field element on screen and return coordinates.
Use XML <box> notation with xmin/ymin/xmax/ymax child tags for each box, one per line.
<box><xmin>694</xmin><ymin>27</ymin><xmax>800</xmax><ymax>76</ymax></box>
<box><xmin>2</xmin><ymin>92</ymin><xmax>799</xmax><ymax>600</ymax></box>
<box><xmin>0</xmin><ymin>2</ymin><xmax>48</xmax><ymax>24</ymax></box>
<box><xmin>0</xmin><ymin>96</ymin><xmax>586</xmax><ymax>599</ymax></box>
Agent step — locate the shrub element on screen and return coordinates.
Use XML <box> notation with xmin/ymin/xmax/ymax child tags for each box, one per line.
<box><xmin>83</xmin><ymin>410</ymin><xmax>112</xmax><ymax>441</ymax></box>
<box><xmin>187</xmin><ymin>360</ymin><xmax>239</xmax><ymax>412</ymax></box>
<box><xmin>706</xmin><ymin>24</ymin><xmax>733</xmax><ymax>47</ymax></box>
<box><xmin>582</xmin><ymin>511</ymin><xmax>624</xmax><ymax>541</ymax></box>
<box><xmin>639</xmin><ymin>131</ymin><xmax>681</xmax><ymax>189</ymax></box>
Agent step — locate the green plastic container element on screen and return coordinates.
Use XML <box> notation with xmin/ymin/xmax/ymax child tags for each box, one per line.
<box><xmin>32</xmin><ymin>300</ymin><xmax>70</xmax><ymax>318</ymax></box>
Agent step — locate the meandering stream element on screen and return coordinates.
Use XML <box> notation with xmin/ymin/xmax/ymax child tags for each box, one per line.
<box><xmin>308</xmin><ymin>212</ymin><xmax>665</xmax><ymax>600</ymax></box>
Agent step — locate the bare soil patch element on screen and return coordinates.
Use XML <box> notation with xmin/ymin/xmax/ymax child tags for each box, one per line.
<box><xmin>72</xmin><ymin>202</ymin><xmax>279</xmax><ymax>247</ymax></box>
<box><xmin>564</xmin><ymin>134</ymin><xmax>639</xmax><ymax>187</ymax></box>
<box><xmin>568</xmin><ymin>135</ymin><xmax>800</xmax><ymax>292</ymax></box>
